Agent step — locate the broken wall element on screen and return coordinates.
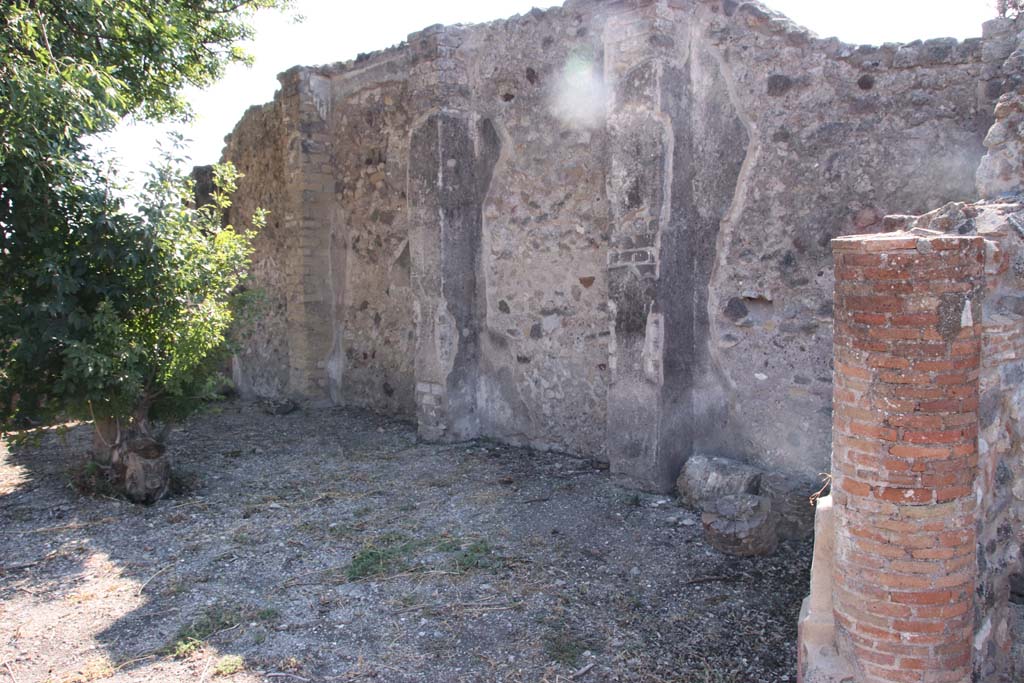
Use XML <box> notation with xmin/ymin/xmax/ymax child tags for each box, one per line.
<box><xmin>220</xmin><ymin>0</ymin><xmax>999</xmax><ymax>490</ymax></box>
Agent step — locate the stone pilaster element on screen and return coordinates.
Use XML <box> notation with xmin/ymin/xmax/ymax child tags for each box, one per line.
<box><xmin>279</xmin><ymin>67</ymin><xmax>335</xmax><ymax>403</ymax></box>
<box><xmin>407</xmin><ymin>27</ymin><xmax>500</xmax><ymax>442</ymax></box>
<box><xmin>604</xmin><ymin>1</ymin><xmax>687</xmax><ymax>492</ymax></box>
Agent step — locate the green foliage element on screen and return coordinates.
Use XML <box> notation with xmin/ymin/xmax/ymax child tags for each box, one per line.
<box><xmin>213</xmin><ymin>655</ymin><xmax>245</xmax><ymax>677</ymax></box>
<box><xmin>449</xmin><ymin>539</ymin><xmax>496</xmax><ymax>572</ymax></box>
<box><xmin>2</xmin><ymin>152</ymin><xmax>259</xmax><ymax>429</ymax></box>
<box><xmin>0</xmin><ymin>0</ymin><xmax>286</xmax><ymax>433</ymax></box>
<box><xmin>347</xmin><ymin>533</ymin><xmax>417</xmax><ymax>580</ymax></box>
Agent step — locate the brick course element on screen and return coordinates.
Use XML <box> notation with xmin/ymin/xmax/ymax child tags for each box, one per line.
<box><xmin>830</xmin><ymin>232</ymin><xmax>985</xmax><ymax>683</ymax></box>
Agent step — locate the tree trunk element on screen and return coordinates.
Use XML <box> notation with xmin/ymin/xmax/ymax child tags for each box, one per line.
<box><xmin>91</xmin><ymin>418</ymin><xmax>119</xmax><ymax>466</ymax></box>
<box><xmin>113</xmin><ymin>434</ymin><xmax>170</xmax><ymax>504</ymax></box>
<box><xmin>91</xmin><ymin>408</ymin><xmax>171</xmax><ymax>504</ymax></box>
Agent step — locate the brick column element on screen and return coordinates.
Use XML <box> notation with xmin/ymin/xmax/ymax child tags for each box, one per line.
<box><xmin>830</xmin><ymin>232</ymin><xmax>984</xmax><ymax>683</ymax></box>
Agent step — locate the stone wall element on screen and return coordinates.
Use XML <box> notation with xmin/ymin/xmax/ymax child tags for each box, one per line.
<box><xmin>218</xmin><ymin>0</ymin><xmax>1001</xmax><ymax>491</ymax></box>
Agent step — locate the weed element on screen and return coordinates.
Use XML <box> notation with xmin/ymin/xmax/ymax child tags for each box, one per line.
<box><xmin>213</xmin><ymin>654</ymin><xmax>245</xmax><ymax>676</ymax></box>
<box><xmin>346</xmin><ymin>533</ymin><xmax>415</xmax><ymax>580</ymax></box>
<box><xmin>543</xmin><ymin>623</ymin><xmax>592</xmax><ymax>667</ymax></box>
<box><xmin>450</xmin><ymin>539</ymin><xmax>495</xmax><ymax>572</ymax></box>
<box><xmin>256</xmin><ymin>607</ymin><xmax>280</xmax><ymax>621</ymax></box>
<box><xmin>162</xmin><ymin>604</ymin><xmax>273</xmax><ymax>658</ymax></box>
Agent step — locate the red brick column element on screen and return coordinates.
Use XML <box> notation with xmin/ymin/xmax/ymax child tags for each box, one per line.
<box><xmin>830</xmin><ymin>232</ymin><xmax>984</xmax><ymax>683</ymax></box>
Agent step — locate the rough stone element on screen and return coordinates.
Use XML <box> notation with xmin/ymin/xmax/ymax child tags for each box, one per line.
<box><xmin>701</xmin><ymin>493</ymin><xmax>778</xmax><ymax>558</ymax></box>
<box><xmin>978</xmin><ymin>90</ymin><xmax>1024</xmax><ymax>199</ymax></box>
<box><xmin>214</xmin><ymin>0</ymin><xmax>1010</xmax><ymax>492</ymax></box>
<box><xmin>675</xmin><ymin>454</ymin><xmax>762</xmax><ymax>509</ymax></box>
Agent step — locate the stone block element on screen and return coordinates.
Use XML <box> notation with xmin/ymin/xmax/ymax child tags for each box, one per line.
<box><xmin>701</xmin><ymin>493</ymin><xmax>778</xmax><ymax>558</ymax></box>
<box><xmin>675</xmin><ymin>454</ymin><xmax>762</xmax><ymax>510</ymax></box>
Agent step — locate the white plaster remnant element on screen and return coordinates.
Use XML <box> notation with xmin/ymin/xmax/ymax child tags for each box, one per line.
<box><xmin>961</xmin><ymin>297</ymin><xmax>974</xmax><ymax>327</ymax></box>
<box><xmin>642</xmin><ymin>312</ymin><xmax>664</xmax><ymax>385</ymax></box>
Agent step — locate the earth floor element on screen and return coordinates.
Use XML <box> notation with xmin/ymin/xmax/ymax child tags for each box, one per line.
<box><xmin>0</xmin><ymin>401</ymin><xmax>812</xmax><ymax>683</ymax></box>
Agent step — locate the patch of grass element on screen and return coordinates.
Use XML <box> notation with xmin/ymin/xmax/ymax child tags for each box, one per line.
<box><xmin>213</xmin><ymin>654</ymin><xmax>245</xmax><ymax>677</ymax></box>
<box><xmin>450</xmin><ymin>539</ymin><xmax>496</xmax><ymax>572</ymax></box>
<box><xmin>51</xmin><ymin>657</ymin><xmax>115</xmax><ymax>683</ymax></box>
<box><xmin>691</xmin><ymin>663</ymin><xmax>745</xmax><ymax>683</ymax></box>
<box><xmin>543</xmin><ymin>623</ymin><xmax>592</xmax><ymax>667</ymax></box>
<box><xmin>346</xmin><ymin>533</ymin><xmax>416</xmax><ymax>580</ymax></box>
<box><xmin>162</xmin><ymin>603</ymin><xmax>276</xmax><ymax>659</ymax></box>
<box><xmin>256</xmin><ymin>607</ymin><xmax>280</xmax><ymax>621</ymax></box>
<box><xmin>232</xmin><ymin>530</ymin><xmax>257</xmax><ymax>545</ymax></box>
<box><xmin>434</xmin><ymin>536</ymin><xmax>461</xmax><ymax>552</ymax></box>
<box><xmin>352</xmin><ymin>505</ymin><xmax>374</xmax><ymax>519</ymax></box>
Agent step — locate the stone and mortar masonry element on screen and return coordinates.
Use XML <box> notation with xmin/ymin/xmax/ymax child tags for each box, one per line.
<box><xmin>210</xmin><ymin>1</ymin><xmax>1024</xmax><ymax>679</ymax></box>
<box><xmin>219</xmin><ymin>0</ymin><xmax>1012</xmax><ymax>494</ymax></box>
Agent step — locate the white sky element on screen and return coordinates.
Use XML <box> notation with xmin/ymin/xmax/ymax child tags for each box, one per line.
<box><xmin>98</xmin><ymin>0</ymin><xmax>998</xmax><ymax>184</ymax></box>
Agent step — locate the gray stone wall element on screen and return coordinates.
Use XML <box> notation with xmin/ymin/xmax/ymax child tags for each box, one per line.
<box><xmin>221</xmin><ymin>101</ymin><xmax>291</xmax><ymax>399</ymax></box>
<box><xmin>218</xmin><ymin>0</ymin><xmax>1000</xmax><ymax>488</ymax></box>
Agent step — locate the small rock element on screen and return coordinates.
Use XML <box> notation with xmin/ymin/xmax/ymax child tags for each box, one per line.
<box><xmin>261</xmin><ymin>399</ymin><xmax>298</xmax><ymax>416</ymax></box>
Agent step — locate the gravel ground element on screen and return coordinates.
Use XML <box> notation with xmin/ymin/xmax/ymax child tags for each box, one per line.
<box><xmin>0</xmin><ymin>401</ymin><xmax>812</xmax><ymax>683</ymax></box>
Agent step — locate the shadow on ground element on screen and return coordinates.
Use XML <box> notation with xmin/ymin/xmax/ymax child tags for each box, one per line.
<box><xmin>0</xmin><ymin>401</ymin><xmax>811</xmax><ymax>683</ymax></box>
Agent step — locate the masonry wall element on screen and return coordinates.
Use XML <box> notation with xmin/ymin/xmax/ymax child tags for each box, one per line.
<box><xmin>222</xmin><ymin>102</ymin><xmax>290</xmax><ymax>398</ymax></box>
<box><xmin>219</xmin><ymin>0</ymin><xmax>1003</xmax><ymax>487</ymax></box>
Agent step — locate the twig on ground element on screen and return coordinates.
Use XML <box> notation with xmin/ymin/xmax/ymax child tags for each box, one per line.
<box><xmin>114</xmin><ymin>654</ymin><xmax>156</xmax><ymax>671</ymax></box>
<box><xmin>683</xmin><ymin>575</ymin><xmax>738</xmax><ymax>586</ymax></box>
<box><xmin>266</xmin><ymin>674</ymin><xmax>311</xmax><ymax>681</ymax></box>
<box><xmin>3</xmin><ymin>660</ymin><xmax>18</xmax><ymax>683</ymax></box>
<box><xmin>0</xmin><ymin>549</ymin><xmax>60</xmax><ymax>574</ymax></box>
<box><xmin>206</xmin><ymin>623</ymin><xmax>241</xmax><ymax>641</ymax></box>
<box><xmin>390</xmin><ymin>600</ymin><xmax>521</xmax><ymax>616</ymax></box>
<box><xmin>27</xmin><ymin>518</ymin><xmax>115</xmax><ymax>534</ymax></box>
<box><xmin>571</xmin><ymin>662</ymin><xmax>595</xmax><ymax>679</ymax></box>
<box><xmin>137</xmin><ymin>564</ymin><xmax>174</xmax><ymax>595</ymax></box>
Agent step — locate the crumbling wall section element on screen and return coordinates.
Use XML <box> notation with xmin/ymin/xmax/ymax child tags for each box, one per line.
<box><xmin>220</xmin><ymin>0</ymin><xmax>1003</xmax><ymax>488</ymax></box>
<box><xmin>327</xmin><ymin>56</ymin><xmax>417</xmax><ymax>415</ymax></box>
<box><xmin>696</xmin><ymin>1</ymin><xmax>988</xmax><ymax>476</ymax></box>
<box><xmin>466</xmin><ymin>5</ymin><xmax>613</xmax><ymax>458</ymax></box>
<box><xmin>222</xmin><ymin>101</ymin><xmax>291</xmax><ymax>398</ymax></box>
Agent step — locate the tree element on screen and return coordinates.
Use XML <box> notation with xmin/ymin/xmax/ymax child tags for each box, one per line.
<box><xmin>0</xmin><ymin>0</ymin><xmax>286</xmax><ymax>502</ymax></box>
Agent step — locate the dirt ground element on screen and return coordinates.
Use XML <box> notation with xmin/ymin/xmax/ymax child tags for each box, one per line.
<box><xmin>0</xmin><ymin>401</ymin><xmax>812</xmax><ymax>683</ymax></box>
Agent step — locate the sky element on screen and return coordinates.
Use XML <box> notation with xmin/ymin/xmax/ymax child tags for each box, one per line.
<box><xmin>97</xmin><ymin>0</ymin><xmax>999</xmax><ymax>185</ymax></box>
